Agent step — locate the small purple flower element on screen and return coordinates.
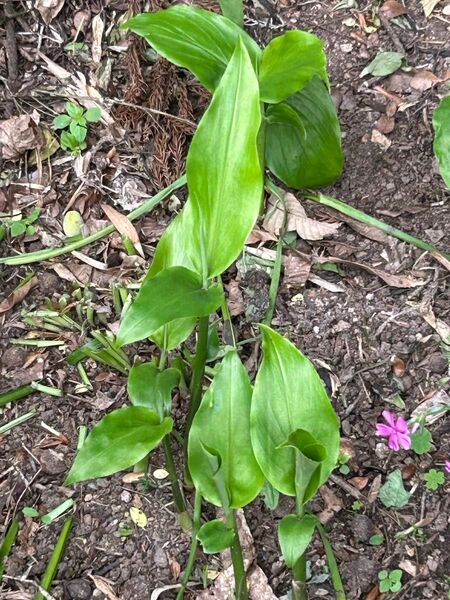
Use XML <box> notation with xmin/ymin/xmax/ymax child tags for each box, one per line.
<box><xmin>376</xmin><ymin>410</ymin><xmax>411</xmax><ymax>451</ymax></box>
<box><xmin>445</xmin><ymin>461</ymin><xmax>450</xmax><ymax>474</ymax></box>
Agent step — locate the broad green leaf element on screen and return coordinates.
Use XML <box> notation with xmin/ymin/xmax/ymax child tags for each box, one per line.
<box><xmin>188</xmin><ymin>350</ymin><xmax>264</xmax><ymax>508</ymax></box>
<box><xmin>85</xmin><ymin>107</ymin><xmax>102</xmax><ymax>122</ymax></box>
<box><xmin>218</xmin><ymin>0</ymin><xmax>243</xmax><ymax>28</ymax></box>
<box><xmin>433</xmin><ymin>96</ymin><xmax>450</xmax><ymax>188</ymax></box>
<box><xmin>53</xmin><ymin>114</ymin><xmax>71</xmax><ymax>129</ymax></box>
<box><xmin>261</xmin><ymin>480</ymin><xmax>279</xmax><ymax>510</ymax></box>
<box><xmin>63</xmin><ymin>210</ymin><xmax>83</xmax><ymax>237</ymax></box>
<box><xmin>124</xmin><ymin>5</ymin><xmax>260</xmax><ymax>92</ymax></box>
<box><xmin>149</xmin><ymin>319</ymin><xmax>197</xmax><ymax>352</ymax></box>
<box><xmin>187</xmin><ymin>40</ymin><xmax>263</xmax><ymax>279</ymax></box>
<box><xmin>250</xmin><ymin>325</ymin><xmax>339</xmax><ymax>497</ymax></box>
<box><xmin>10</xmin><ymin>221</ymin><xmax>26</xmax><ymax>237</ymax></box>
<box><xmin>360</xmin><ymin>51</ymin><xmax>404</xmax><ymax>77</ymax></box>
<box><xmin>128</xmin><ymin>362</ymin><xmax>179</xmax><ymax>420</ymax></box>
<box><xmin>278</xmin><ymin>514</ymin><xmax>317</xmax><ymax>568</ymax></box>
<box><xmin>265</xmin><ymin>76</ymin><xmax>343</xmax><ymax>189</ymax></box>
<box><xmin>65</xmin><ymin>102</ymin><xmax>84</xmax><ymax>119</ymax></box>
<box><xmin>411</xmin><ymin>427</ymin><xmax>432</xmax><ymax>454</ymax></box>
<box><xmin>279</xmin><ymin>428</ymin><xmax>327</xmax><ymax>505</ymax></box>
<box><xmin>116</xmin><ymin>266</ymin><xmax>223</xmax><ymax>346</ymax></box>
<box><xmin>259</xmin><ymin>30</ymin><xmax>328</xmax><ymax>104</ymax></box>
<box><xmin>379</xmin><ymin>470</ymin><xmax>410</xmax><ymax>508</ymax></box>
<box><xmin>64</xmin><ymin>406</ymin><xmax>172</xmax><ymax>484</ymax></box>
<box><xmin>69</xmin><ymin>122</ymin><xmax>87</xmax><ymax>143</ymax></box>
<box><xmin>197</xmin><ymin>519</ymin><xmax>235</xmax><ymax>553</ymax></box>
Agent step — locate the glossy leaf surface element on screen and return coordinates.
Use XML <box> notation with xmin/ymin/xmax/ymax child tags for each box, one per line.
<box><xmin>259</xmin><ymin>30</ymin><xmax>327</xmax><ymax>104</ymax></box>
<box><xmin>128</xmin><ymin>362</ymin><xmax>179</xmax><ymax>420</ymax></box>
<box><xmin>189</xmin><ymin>350</ymin><xmax>264</xmax><ymax>508</ymax></box>
<box><xmin>197</xmin><ymin>519</ymin><xmax>235</xmax><ymax>553</ymax></box>
<box><xmin>65</xmin><ymin>407</ymin><xmax>172</xmax><ymax>484</ymax></box>
<box><xmin>117</xmin><ymin>266</ymin><xmax>223</xmax><ymax>347</ymax></box>
<box><xmin>125</xmin><ymin>5</ymin><xmax>260</xmax><ymax>92</ymax></box>
<box><xmin>433</xmin><ymin>95</ymin><xmax>450</xmax><ymax>188</ymax></box>
<box><xmin>265</xmin><ymin>76</ymin><xmax>343</xmax><ymax>189</ymax></box>
<box><xmin>278</xmin><ymin>514</ymin><xmax>317</xmax><ymax>568</ymax></box>
<box><xmin>250</xmin><ymin>325</ymin><xmax>339</xmax><ymax>496</ymax></box>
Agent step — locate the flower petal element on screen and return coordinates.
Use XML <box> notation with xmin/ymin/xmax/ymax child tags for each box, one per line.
<box><xmin>445</xmin><ymin>461</ymin><xmax>450</xmax><ymax>474</ymax></box>
<box><xmin>376</xmin><ymin>424</ymin><xmax>393</xmax><ymax>437</ymax></box>
<box><xmin>388</xmin><ymin>433</ymin><xmax>400</xmax><ymax>451</ymax></box>
<box><xmin>397</xmin><ymin>432</ymin><xmax>411</xmax><ymax>450</ymax></box>
<box><xmin>382</xmin><ymin>410</ymin><xmax>396</xmax><ymax>427</ymax></box>
<box><xmin>395</xmin><ymin>416</ymin><xmax>409</xmax><ymax>433</ymax></box>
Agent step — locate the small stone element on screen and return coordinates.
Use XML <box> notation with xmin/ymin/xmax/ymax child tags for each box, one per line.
<box><xmin>120</xmin><ymin>490</ymin><xmax>132</xmax><ymax>503</ymax></box>
<box><xmin>340</xmin><ymin>43</ymin><xmax>353</xmax><ymax>53</ymax></box>
<box><xmin>352</xmin><ymin>514</ymin><xmax>375</xmax><ymax>542</ymax></box>
<box><xmin>66</xmin><ymin>579</ymin><xmax>92</xmax><ymax>600</ymax></box>
<box><xmin>428</xmin><ymin>353</ymin><xmax>448</xmax><ymax>374</ymax></box>
<box><xmin>39</xmin><ymin>449</ymin><xmax>66</xmax><ymax>475</ymax></box>
<box><xmin>342</xmin><ymin>558</ymin><xmax>379</xmax><ymax>594</ymax></box>
<box><xmin>153</xmin><ymin>546</ymin><xmax>168</xmax><ymax>568</ymax></box>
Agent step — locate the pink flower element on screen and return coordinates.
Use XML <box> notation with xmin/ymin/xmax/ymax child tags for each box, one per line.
<box><xmin>376</xmin><ymin>410</ymin><xmax>411</xmax><ymax>451</ymax></box>
<box><xmin>445</xmin><ymin>461</ymin><xmax>450</xmax><ymax>474</ymax></box>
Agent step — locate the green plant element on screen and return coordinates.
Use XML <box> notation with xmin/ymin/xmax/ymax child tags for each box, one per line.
<box><xmin>351</xmin><ymin>500</ymin><xmax>363</xmax><ymax>512</ymax></box>
<box><xmin>337</xmin><ymin>451</ymin><xmax>350</xmax><ymax>475</ymax></box>
<box><xmin>378</xmin><ymin>569</ymin><xmax>403</xmax><ymax>593</ymax></box>
<box><xmin>53</xmin><ymin>102</ymin><xmax>101</xmax><ymax>155</ymax></box>
<box><xmin>63</xmin><ymin>5</ymin><xmax>345</xmax><ymax>599</ymax></box>
<box><xmin>0</xmin><ymin>207</ymin><xmax>40</xmax><ymax>239</ymax></box>
<box><xmin>433</xmin><ymin>95</ymin><xmax>450</xmax><ymax>188</ymax></box>
<box><xmin>423</xmin><ymin>468</ymin><xmax>445</xmax><ymax>491</ymax></box>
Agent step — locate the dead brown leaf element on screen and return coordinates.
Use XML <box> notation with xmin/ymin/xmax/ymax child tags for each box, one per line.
<box><xmin>410</xmin><ymin>70</ymin><xmax>440</xmax><ymax>91</ymax></box>
<box><xmin>375</xmin><ymin>114</ymin><xmax>395</xmax><ymax>134</ymax></box>
<box><xmin>391</xmin><ymin>355</ymin><xmax>406</xmax><ymax>377</ymax></box>
<box><xmin>0</xmin><ymin>276</ymin><xmax>38</xmax><ymax>314</ymax></box>
<box><xmin>367</xmin><ymin>474</ymin><xmax>382</xmax><ymax>504</ymax></box>
<box><xmin>246</xmin><ymin>227</ymin><xmax>277</xmax><ymax>245</ymax></box>
<box><xmin>263</xmin><ymin>193</ymin><xmax>340</xmax><ymax>241</ymax></box>
<box><xmin>101</xmin><ymin>204</ymin><xmax>144</xmax><ymax>258</ymax></box>
<box><xmin>349</xmin><ymin>476</ymin><xmax>369</xmax><ymax>490</ymax></box>
<box><xmin>380</xmin><ymin>0</ymin><xmax>408</xmax><ymax>17</ymax></box>
<box><xmin>51</xmin><ymin>263</ymin><xmax>92</xmax><ymax>286</ymax></box>
<box><xmin>371</xmin><ymin>128</ymin><xmax>391</xmax><ymax>150</ymax></box>
<box><xmin>365</xmin><ymin>585</ymin><xmax>382</xmax><ymax>600</ymax></box>
<box><xmin>411</xmin><ymin>389</ymin><xmax>450</xmax><ymax>424</ymax></box>
<box><xmin>0</xmin><ymin>115</ymin><xmax>40</xmax><ymax>160</ymax></box>
<box><xmin>283</xmin><ymin>253</ymin><xmax>311</xmax><ymax>288</ymax></box>
<box><xmin>89</xmin><ymin>575</ymin><xmax>121</xmax><ymax>600</ymax></box>
<box><xmin>318</xmin><ymin>206</ymin><xmax>391</xmax><ymax>244</ymax></box>
<box><xmin>35</xmin><ymin>0</ymin><xmax>65</xmax><ymax>24</ymax></box>
<box><xmin>421</xmin><ymin>0</ymin><xmax>442</xmax><ymax>18</ymax></box>
<box><xmin>412</xmin><ymin>301</ymin><xmax>450</xmax><ymax>341</ymax></box>
<box><xmin>226</xmin><ymin>280</ymin><xmax>245</xmax><ymax>316</ymax></box>
<box><xmin>308</xmin><ymin>273</ymin><xmax>346</xmax><ymax>293</ymax></box>
<box><xmin>91</xmin><ymin>13</ymin><xmax>105</xmax><ymax>64</ymax></box>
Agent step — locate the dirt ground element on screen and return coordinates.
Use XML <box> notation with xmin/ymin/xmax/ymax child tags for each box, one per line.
<box><xmin>1</xmin><ymin>0</ymin><xmax>450</xmax><ymax>599</ymax></box>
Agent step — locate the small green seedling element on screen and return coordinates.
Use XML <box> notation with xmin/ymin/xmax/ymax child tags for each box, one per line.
<box><xmin>337</xmin><ymin>451</ymin><xmax>350</xmax><ymax>475</ymax></box>
<box><xmin>423</xmin><ymin>468</ymin><xmax>445</xmax><ymax>491</ymax></box>
<box><xmin>53</xmin><ymin>102</ymin><xmax>101</xmax><ymax>155</ymax></box>
<box><xmin>22</xmin><ymin>507</ymin><xmax>39</xmax><ymax>518</ymax></box>
<box><xmin>378</xmin><ymin>569</ymin><xmax>403</xmax><ymax>593</ymax></box>
<box><xmin>369</xmin><ymin>533</ymin><xmax>384</xmax><ymax>546</ymax></box>
<box><xmin>351</xmin><ymin>500</ymin><xmax>363</xmax><ymax>512</ymax></box>
<box><xmin>0</xmin><ymin>207</ymin><xmax>40</xmax><ymax>238</ymax></box>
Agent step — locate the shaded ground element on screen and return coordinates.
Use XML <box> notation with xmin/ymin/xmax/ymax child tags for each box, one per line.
<box><xmin>1</xmin><ymin>1</ymin><xmax>450</xmax><ymax>599</ymax></box>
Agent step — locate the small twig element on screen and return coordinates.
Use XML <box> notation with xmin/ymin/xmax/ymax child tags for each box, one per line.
<box><xmin>109</xmin><ymin>98</ymin><xmax>197</xmax><ymax>129</ymax></box>
<box><xmin>5</xmin><ymin>2</ymin><xmax>19</xmax><ymax>84</ymax></box>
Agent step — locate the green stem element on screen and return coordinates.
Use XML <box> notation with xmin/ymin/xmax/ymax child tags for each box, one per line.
<box><xmin>229</xmin><ymin>510</ymin><xmax>248</xmax><ymax>600</ymax></box>
<box><xmin>1</xmin><ymin>176</ymin><xmax>187</xmax><ymax>266</ymax></box>
<box><xmin>34</xmin><ymin>516</ymin><xmax>73</xmax><ymax>600</ymax></box>
<box><xmin>0</xmin><ymin>518</ymin><xmax>19</xmax><ymax>582</ymax></box>
<box><xmin>316</xmin><ymin>522</ymin><xmax>346</xmax><ymax>600</ymax></box>
<box><xmin>163</xmin><ymin>435</ymin><xmax>191</xmax><ymax>529</ymax></box>
<box><xmin>176</xmin><ymin>492</ymin><xmax>202</xmax><ymax>600</ymax></box>
<box><xmin>292</xmin><ymin>501</ymin><xmax>308</xmax><ymax>600</ymax></box>
<box><xmin>184</xmin><ymin>316</ymin><xmax>209</xmax><ymax>484</ymax></box>
<box><xmin>264</xmin><ymin>179</ymin><xmax>287</xmax><ymax>326</ymax></box>
<box><xmin>0</xmin><ymin>384</ymin><xmax>34</xmax><ymax>408</ymax></box>
<box><xmin>304</xmin><ymin>191</ymin><xmax>450</xmax><ymax>262</ymax></box>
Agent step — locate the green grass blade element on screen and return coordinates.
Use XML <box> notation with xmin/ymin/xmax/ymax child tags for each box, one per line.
<box><xmin>34</xmin><ymin>516</ymin><xmax>73</xmax><ymax>600</ymax></box>
<box><xmin>0</xmin><ymin>518</ymin><xmax>20</xmax><ymax>582</ymax></box>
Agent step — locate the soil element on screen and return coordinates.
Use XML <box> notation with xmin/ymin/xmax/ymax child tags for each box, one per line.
<box><xmin>1</xmin><ymin>1</ymin><xmax>450</xmax><ymax>599</ymax></box>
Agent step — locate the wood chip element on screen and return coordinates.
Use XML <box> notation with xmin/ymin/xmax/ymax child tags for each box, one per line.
<box><xmin>89</xmin><ymin>575</ymin><xmax>121</xmax><ymax>600</ymax></box>
<box><xmin>91</xmin><ymin>13</ymin><xmax>105</xmax><ymax>64</ymax></box>
<box><xmin>380</xmin><ymin>0</ymin><xmax>408</xmax><ymax>17</ymax></box>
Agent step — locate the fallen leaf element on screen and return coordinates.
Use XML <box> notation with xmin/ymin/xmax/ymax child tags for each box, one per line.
<box><xmin>319</xmin><ymin>485</ymin><xmax>343</xmax><ymax>513</ymax></box>
<box><xmin>375</xmin><ymin>114</ymin><xmax>395</xmax><ymax>134</ymax></box>
<box><xmin>226</xmin><ymin>280</ymin><xmax>245</xmax><ymax>316</ymax></box>
<box><xmin>412</xmin><ymin>302</ymin><xmax>450</xmax><ymax>341</ymax></box>
<box><xmin>410</xmin><ymin>70</ymin><xmax>440</xmax><ymax>91</ymax></box>
<box><xmin>101</xmin><ymin>204</ymin><xmax>144</xmax><ymax>258</ymax></box>
<box><xmin>51</xmin><ymin>263</ymin><xmax>92</xmax><ymax>285</ymax></box>
<box><xmin>170</xmin><ymin>560</ymin><xmax>181</xmax><ymax>580</ymax></box>
<box><xmin>129</xmin><ymin>506</ymin><xmax>147</xmax><ymax>528</ymax></box>
<box><xmin>0</xmin><ymin>115</ymin><xmax>40</xmax><ymax>160</ymax></box>
<box><xmin>283</xmin><ymin>253</ymin><xmax>311</xmax><ymax>288</ymax></box>
<box><xmin>399</xmin><ymin>559</ymin><xmax>417</xmax><ymax>577</ymax></box>
<box><xmin>421</xmin><ymin>0</ymin><xmax>442</xmax><ymax>17</ymax></box>
<box><xmin>365</xmin><ymin>585</ymin><xmax>382</xmax><ymax>600</ymax></box>
<box><xmin>89</xmin><ymin>575</ymin><xmax>121</xmax><ymax>600</ymax></box>
<box><xmin>73</xmin><ymin>9</ymin><xmax>91</xmax><ymax>34</ymax></box>
<box><xmin>349</xmin><ymin>477</ymin><xmax>369</xmax><ymax>490</ymax></box>
<box><xmin>263</xmin><ymin>193</ymin><xmax>341</xmax><ymax>241</ymax></box>
<box><xmin>391</xmin><ymin>355</ymin><xmax>406</xmax><ymax>377</ymax></box>
<box><xmin>411</xmin><ymin>389</ymin><xmax>450</xmax><ymax>424</ymax></box>
<box><xmin>308</xmin><ymin>273</ymin><xmax>346</xmax><ymax>293</ymax></box>
<box><xmin>122</xmin><ymin>472</ymin><xmax>145</xmax><ymax>483</ymax></box>
<box><xmin>318</xmin><ymin>206</ymin><xmax>391</xmax><ymax>244</ymax></box>
<box><xmin>367</xmin><ymin>474</ymin><xmax>382</xmax><ymax>504</ymax></box>
<box><xmin>91</xmin><ymin>13</ymin><xmax>105</xmax><ymax>64</ymax></box>
<box><xmin>29</xmin><ymin>128</ymin><xmax>59</xmax><ymax>165</ymax></box>
<box><xmin>153</xmin><ymin>468</ymin><xmax>169</xmax><ymax>480</ymax></box>
<box><xmin>36</xmin><ymin>0</ymin><xmax>65</xmax><ymax>24</ymax></box>
<box><xmin>246</xmin><ymin>227</ymin><xmax>277</xmax><ymax>245</ymax></box>
<box><xmin>0</xmin><ymin>276</ymin><xmax>38</xmax><ymax>314</ymax></box>
<box><xmin>361</xmin><ymin>51</ymin><xmax>404</xmax><ymax>78</ymax></box>
<box><xmin>380</xmin><ymin>0</ymin><xmax>408</xmax><ymax>17</ymax></box>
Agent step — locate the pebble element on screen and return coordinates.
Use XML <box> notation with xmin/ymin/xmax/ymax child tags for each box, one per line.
<box><xmin>428</xmin><ymin>353</ymin><xmax>448</xmax><ymax>374</ymax></box>
<box><xmin>121</xmin><ymin>490</ymin><xmax>132</xmax><ymax>503</ymax></box>
<box><xmin>153</xmin><ymin>546</ymin><xmax>168</xmax><ymax>568</ymax></box>
<box><xmin>352</xmin><ymin>514</ymin><xmax>375</xmax><ymax>542</ymax></box>
<box><xmin>39</xmin><ymin>449</ymin><xmax>66</xmax><ymax>475</ymax></box>
<box><xmin>66</xmin><ymin>579</ymin><xmax>92</xmax><ymax>600</ymax></box>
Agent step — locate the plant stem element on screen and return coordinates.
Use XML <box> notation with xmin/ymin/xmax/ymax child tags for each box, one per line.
<box><xmin>163</xmin><ymin>435</ymin><xmax>191</xmax><ymax>529</ymax></box>
<box><xmin>228</xmin><ymin>510</ymin><xmax>249</xmax><ymax>600</ymax></box>
<box><xmin>304</xmin><ymin>192</ymin><xmax>450</xmax><ymax>263</ymax></box>
<box><xmin>176</xmin><ymin>492</ymin><xmax>202</xmax><ymax>600</ymax></box>
<box><xmin>184</xmin><ymin>316</ymin><xmax>209</xmax><ymax>484</ymax></box>
<box><xmin>0</xmin><ymin>384</ymin><xmax>34</xmax><ymax>408</ymax></box>
<box><xmin>34</xmin><ymin>516</ymin><xmax>73</xmax><ymax>600</ymax></box>
<box><xmin>264</xmin><ymin>179</ymin><xmax>287</xmax><ymax>326</ymax></box>
<box><xmin>0</xmin><ymin>518</ymin><xmax>19</xmax><ymax>582</ymax></box>
<box><xmin>0</xmin><ymin>176</ymin><xmax>187</xmax><ymax>266</ymax></box>
<box><xmin>292</xmin><ymin>501</ymin><xmax>308</xmax><ymax>600</ymax></box>
<box><xmin>316</xmin><ymin>522</ymin><xmax>346</xmax><ymax>600</ymax></box>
